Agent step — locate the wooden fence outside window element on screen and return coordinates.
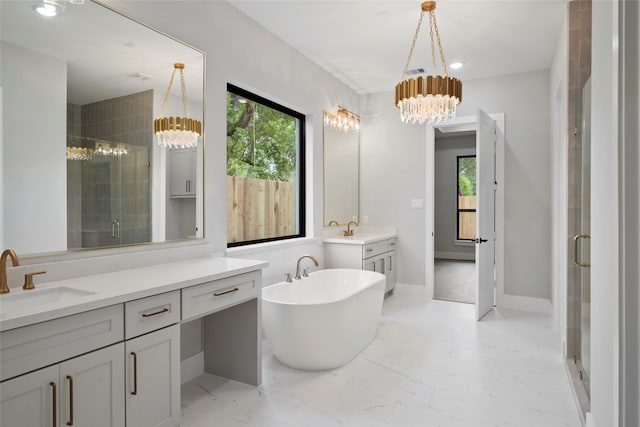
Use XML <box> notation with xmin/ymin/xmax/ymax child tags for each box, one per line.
<box><xmin>227</xmin><ymin>176</ymin><xmax>296</xmax><ymax>243</ymax></box>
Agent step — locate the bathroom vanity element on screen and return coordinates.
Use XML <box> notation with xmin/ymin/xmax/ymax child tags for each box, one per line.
<box><xmin>323</xmin><ymin>227</ymin><xmax>397</xmax><ymax>295</ymax></box>
<box><xmin>0</xmin><ymin>256</ymin><xmax>266</xmax><ymax>427</ymax></box>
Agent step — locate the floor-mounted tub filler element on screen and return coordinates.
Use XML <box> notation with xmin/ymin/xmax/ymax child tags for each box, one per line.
<box><xmin>262</xmin><ymin>268</ymin><xmax>386</xmax><ymax>370</ymax></box>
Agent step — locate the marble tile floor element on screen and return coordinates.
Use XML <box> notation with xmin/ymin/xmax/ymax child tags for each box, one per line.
<box><xmin>181</xmin><ymin>284</ymin><xmax>582</xmax><ymax>427</ymax></box>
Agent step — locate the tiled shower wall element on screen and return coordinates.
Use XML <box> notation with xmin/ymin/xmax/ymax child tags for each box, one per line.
<box><xmin>67</xmin><ymin>103</ymin><xmax>83</xmax><ymax>249</ymax></box>
<box><xmin>566</xmin><ymin>0</ymin><xmax>591</xmax><ymax>361</ymax></box>
<box><xmin>66</xmin><ymin>90</ymin><xmax>153</xmax><ymax>248</ymax></box>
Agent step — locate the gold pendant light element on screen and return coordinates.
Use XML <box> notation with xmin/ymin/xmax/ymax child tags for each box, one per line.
<box><xmin>395</xmin><ymin>1</ymin><xmax>462</xmax><ymax>124</ymax></box>
<box><xmin>154</xmin><ymin>63</ymin><xmax>202</xmax><ymax>149</ymax></box>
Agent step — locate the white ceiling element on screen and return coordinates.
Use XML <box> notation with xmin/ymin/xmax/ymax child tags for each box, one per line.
<box><xmin>1</xmin><ymin>0</ymin><xmax>203</xmax><ymax>105</ymax></box>
<box><xmin>228</xmin><ymin>0</ymin><xmax>568</xmax><ymax>95</ymax></box>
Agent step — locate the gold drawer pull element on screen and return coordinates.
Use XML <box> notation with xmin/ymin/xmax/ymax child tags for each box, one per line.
<box><xmin>131</xmin><ymin>352</ymin><xmax>138</xmax><ymax>395</ymax></box>
<box><xmin>141</xmin><ymin>307</ymin><xmax>170</xmax><ymax>318</ymax></box>
<box><xmin>50</xmin><ymin>382</ymin><xmax>57</xmax><ymax>427</ymax></box>
<box><xmin>214</xmin><ymin>287</ymin><xmax>239</xmax><ymax>297</ymax></box>
<box><xmin>66</xmin><ymin>375</ymin><xmax>73</xmax><ymax>426</ymax></box>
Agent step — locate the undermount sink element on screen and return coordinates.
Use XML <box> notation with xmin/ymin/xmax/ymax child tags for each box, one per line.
<box><xmin>0</xmin><ymin>287</ymin><xmax>97</xmax><ymax>315</ymax></box>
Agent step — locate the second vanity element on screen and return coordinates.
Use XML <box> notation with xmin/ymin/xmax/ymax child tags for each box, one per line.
<box><xmin>0</xmin><ymin>256</ymin><xmax>266</xmax><ymax>427</ymax></box>
<box><xmin>323</xmin><ymin>226</ymin><xmax>397</xmax><ymax>295</ymax></box>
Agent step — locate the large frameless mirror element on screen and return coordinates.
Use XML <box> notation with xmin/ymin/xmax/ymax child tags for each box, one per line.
<box><xmin>1</xmin><ymin>0</ymin><xmax>205</xmax><ymax>257</ymax></box>
<box><xmin>323</xmin><ymin>120</ymin><xmax>359</xmax><ymax>226</ymax></box>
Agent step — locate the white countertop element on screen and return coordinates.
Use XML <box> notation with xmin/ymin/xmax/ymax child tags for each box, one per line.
<box><xmin>0</xmin><ymin>256</ymin><xmax>268</xmax><ymax>332</ymax></box>
<box><xmin>322</xmin><ymin>226</ymin><xmax>397</xmax><ymax>245</ymax></box>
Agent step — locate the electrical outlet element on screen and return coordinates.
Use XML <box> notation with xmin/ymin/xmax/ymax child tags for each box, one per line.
<box><xmin>411</xmin><ymin>199</ymin><xmax>424</xmax><ymax>209</ymax></box>
<box><xmin>362</xmin><ymin>215</ymin><xmax>369</xmax><ymax>224</ymax></box>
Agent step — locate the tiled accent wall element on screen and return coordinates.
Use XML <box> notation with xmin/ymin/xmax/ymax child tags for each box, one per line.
<box><xmin>566</xmin><ymin>0</ymin><xmax>591</xmax><ymax>360</ymax></box>
<box><xmin>78</xmin><ymin>90</ymin><xmax>153</xmax><ymax>248</ymax></box>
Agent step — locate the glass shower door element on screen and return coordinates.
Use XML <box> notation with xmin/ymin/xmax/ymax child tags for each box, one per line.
<box><xmin>574</xmin><ymin>77</ymin><xmax>591</xmax><ymax>395</ymax></box>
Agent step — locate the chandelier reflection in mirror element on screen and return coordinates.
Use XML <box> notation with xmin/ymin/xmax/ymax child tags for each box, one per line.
<box><xmin>324</xmin><ymin>106</ymin><xmax>360</xmax><ymax>133</ymax></box>
<box><xmin>66</xmin><ymin>136</ymin><xmax>129</xmax><ymax>160</ymax></box>
<box><xmin>395</xmin><ymin>1</ymin><xmax>462</xmax><ymax>124</ymax></box>
<box><xmin>154</xmin><ymin>63</ymin><xmax>202</xmax><ymax>148</ymax></box>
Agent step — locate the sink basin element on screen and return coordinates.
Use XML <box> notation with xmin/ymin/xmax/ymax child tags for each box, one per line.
<box><xmin>0</xmin><ymin>287</ymin><xmax>97</xmax><ymax>315</ymax></box>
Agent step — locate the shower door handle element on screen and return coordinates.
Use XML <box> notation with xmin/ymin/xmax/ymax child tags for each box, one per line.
<box><xmin>573</xmin><ymin>234</ymin><xmax>590</xmax><ymax>267</ymax></box>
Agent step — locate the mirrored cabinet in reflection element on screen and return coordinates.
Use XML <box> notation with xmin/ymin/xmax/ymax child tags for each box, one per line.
<box><xmin>1</xmin><ymin>0</ymin><xmax>205</xmax><ymax>256</ymax></box>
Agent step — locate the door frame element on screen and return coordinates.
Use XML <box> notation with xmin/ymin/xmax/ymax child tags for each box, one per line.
<box><xmin>424</xmin><ymin>113</ymin><xmax>505</xmax><ymax>308</ymax></box>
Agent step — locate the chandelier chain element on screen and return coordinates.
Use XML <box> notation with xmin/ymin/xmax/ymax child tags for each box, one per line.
<box><xmin>158</xmin><ymin>67</ymin><xmax>177</xmax><ymax>118</ymax></box>
<box><xmin>428</xmin><ymin>12</ymin><xmax>437</xmax><ymax>75</ymax></box>
<box><xmin>431</xmin><ymin>11</ymin><xmax>448</xmax><ymax>77</ymax></box>
<box><xmin>401</xmin><ymin>10</ymin><xmax>426</xmax><ymax>79</ymax></box>
<box><xmin>179</xmin><ymin>69</ymin><xmax>191</xmax><ymax>117</ymax></box>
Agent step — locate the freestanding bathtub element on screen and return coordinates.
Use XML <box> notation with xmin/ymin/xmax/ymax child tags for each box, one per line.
<box><xmin>262</xmin><ymin>268</ymin><xmax>386</xmax><ymax>370</ymax></box>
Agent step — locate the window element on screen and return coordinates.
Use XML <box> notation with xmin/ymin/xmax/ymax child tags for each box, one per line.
<box><xmin>457</xmin><ymin>155</ymin><xmax>476</xmax><ymax>240</ymax></box>
<box><xmin>226</xmin><ymin>84</ymin><xmax>305</xmax><ymax>247</ymax></box>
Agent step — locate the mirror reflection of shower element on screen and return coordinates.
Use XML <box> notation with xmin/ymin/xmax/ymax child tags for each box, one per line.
<box><xmin>66</xmin><ymin>91</ymin><xmax>152</xmax><ymax>249</ymax></box>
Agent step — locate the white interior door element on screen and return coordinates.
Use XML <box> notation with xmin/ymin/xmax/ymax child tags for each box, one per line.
<box><xmin>475</xmin><ymin>109</ymin><xmax>496</xmax><ymax>320</ymax></box>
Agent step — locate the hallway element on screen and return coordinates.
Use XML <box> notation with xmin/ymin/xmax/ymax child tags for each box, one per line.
<box><xmin>434</xmin><ymin>259</ymin><xmax>476</xmax><ymax>304</ymax></box>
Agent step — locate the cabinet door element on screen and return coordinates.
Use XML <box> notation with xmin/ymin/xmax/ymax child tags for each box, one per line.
<box><xmin>1</xmin><ymin>365</ymin><xmax>58</xmax><ymax>427</ymax></box>
<box><xmin>363</xmin><ymin>258</ymin><xmax>376</xmax><ymax>272</ymax></box>
<box><xmin>169</xmin><ymin>148</ymin><xmax>196</xmax><ymax>197</ymax></box>
<box><xmin>125</xmin><ymin>325</ymin><xmax>180</xmax><ymax>427</ymax></box>
<box><xmin>59</xmin><ymin>343</ymin><xmax>125</xmax><ymax>427</ymax></box>
<box><xmin>385</xmin><ymin>251</ymin><xmax>397</xmax><ymax>293</ymax></box>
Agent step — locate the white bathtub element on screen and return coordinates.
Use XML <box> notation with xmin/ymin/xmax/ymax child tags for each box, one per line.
<box><xmin>262</xmin><ymin>268</ymin><xmax>386</xmax><ymax>370</ymax></box>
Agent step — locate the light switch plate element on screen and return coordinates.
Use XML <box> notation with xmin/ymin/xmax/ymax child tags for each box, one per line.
<box><xmin>411</xmin><ymin>199</ymin><xmax>424</xmax><ymax>209</ymax></box>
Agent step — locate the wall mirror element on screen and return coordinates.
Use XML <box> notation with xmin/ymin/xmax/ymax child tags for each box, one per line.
<box><xmin>323</xmin><ymin>122</ymin><xmax>359</xmax><ymax>226</ymax></box>
<box><xmin>1</xmin><ymin>0</ymin><xmax>205</xmax><ymax>257</ymax></box>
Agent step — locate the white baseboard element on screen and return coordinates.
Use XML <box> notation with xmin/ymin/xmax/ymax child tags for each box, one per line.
<box><xmin>499</xmin><ymin>294</ymin><xmax>550</xmax><ymax>313</ymax></box>
<box><xmin>434</xmin><ymin>251</ymin><xmax>475</xmax><ymax>261</ymax></box>
<box><xmin>181</xmin><ymin>351</ymin><xmax>204</xmax><ymax>384</ymax></box>
<box><xmin>585</xmin><ymin>413</ymin><xmax>594</xmax><ymax>427</ymax></box>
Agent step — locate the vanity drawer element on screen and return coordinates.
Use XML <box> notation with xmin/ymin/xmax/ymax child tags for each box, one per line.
<box><xmin>363</xmin><ymin>240</ymin><xmax>389</xmax><ymax>258</ymax></box>
<box><xmin>0</xmin><ymin>304</ymin><xmax>123</xmax><ymax>382</ymax></box>
<box><xmin>125</xmin><ymin>291</ymin><xmax>180</xmax><ymax>339</ymax></box>
<box><xmin>181</xmin><ymin>271</ymin><xmax>259</xmax><ymax>321</ymax></box>
<box><xmin>387</xmin><ymin>238</ymin><xmax>397</xmax><ymax>251</ymax></box>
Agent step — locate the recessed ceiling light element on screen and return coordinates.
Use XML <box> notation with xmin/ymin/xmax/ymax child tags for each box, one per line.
<box><xmin>450</xmin><ymin>62</ymin><xmax>464</xmax><ymax>70</ymax></box>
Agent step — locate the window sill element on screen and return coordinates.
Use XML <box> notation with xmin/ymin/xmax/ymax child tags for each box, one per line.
<box><xmin>454</xmin><ymin>239</ymin><xmax>475</xmax><ymax>247</ymax></box>
<box><xmin>226</xmin><ymin>236</ymin><xmax>320</xmax><ymax>257</ymax></box>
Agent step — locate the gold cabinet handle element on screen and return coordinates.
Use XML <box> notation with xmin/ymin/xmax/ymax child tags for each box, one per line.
<box><xmin>573</xmin><ymin>234</ymin><xmax>591</xmax><ymax>267</ymax></box>
<box><xmin>50</xmin><ymin>382</ymin><xmax>57</xmax><ymax>427</ymax></box>
<box><xmin>213</xmin><ymin>287</ymin><xmax>239</xmax><ymax>297</ymax></box>
<box><xmin>131</xmin><ymin>352</ymin><xmax>138</xmax><ymax>395</ymax></box>
<box><xmin>141</xmin><ymin>307</ymin><xmax>169</xmax><ymax>318</ymax></box>
<box><xmin>66</xmin><ymin>376</ymin><xmax>73</xmax><ymax>426</ymax></box>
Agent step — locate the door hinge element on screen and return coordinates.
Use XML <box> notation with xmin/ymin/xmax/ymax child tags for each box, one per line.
<box><xmin>574</xmin><ymin>128</ymin><xmax>579</xmax><ymax>136</ymax></box>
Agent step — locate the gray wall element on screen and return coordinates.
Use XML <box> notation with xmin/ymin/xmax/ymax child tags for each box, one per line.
<box><xmin>361</xmin><ymin>69</ymin><xmax>551</xmax><ymax>300</ymax></box>
<box><xmin>1</xmin><ymin>42</ymin><xmax>67</xmax><ymax>254</ymax></box>
<box><xmin>434</xmin><ymin>134</ymin><xmax>476</xmax><ymax>260</ymax></box>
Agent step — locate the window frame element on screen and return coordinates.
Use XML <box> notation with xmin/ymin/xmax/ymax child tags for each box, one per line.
<box><xmin>456</xmin><ymin>154</ymin><xmax>477</xmax><ymax>241</ymax></box>
<box><xmin>226</xmin><ymin>83</ymin><xmax>306</xmax><ymax>248</ymax></box>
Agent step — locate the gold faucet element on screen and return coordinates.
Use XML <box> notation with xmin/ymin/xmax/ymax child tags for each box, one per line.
<box><xmin>295</xmin><ymin>254</ymin><xmax>319</xmax><ymax>280</ymax></box>
<box><xmin>344</xmin><ymin>220</ymin><xmax>359</xmax><ymax>237</ymax></box>
<box><xmin>1</xmin><ymin>249</ymin><xmax>20</xmax><ymax>294</ymax></box>
<box><xmin>328</xmin><ymin>220</ymin><xmax>340</xmax><ymax>226</ymax></box>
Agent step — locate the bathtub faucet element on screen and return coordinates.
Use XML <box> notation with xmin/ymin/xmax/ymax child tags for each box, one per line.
<box><xmin>295</xmin><ymin>254</ymin><xmax>319</xmax><ymax>280</ymax></box>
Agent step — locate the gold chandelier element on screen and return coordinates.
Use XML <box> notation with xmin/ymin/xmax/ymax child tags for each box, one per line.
<box><xmin>154</xmin><ymin>63</ymin><xmax>202</xmax><ymax>149</ymax></box>
<box><xmin>324</xmin><ymin>106</ymin><xmax>360</xmax><ymax>133</ymax></box>
<box><xmin>395</xmin><ymin>1</ymin><xmax>462</xmax><ymax>124</ymax></box>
